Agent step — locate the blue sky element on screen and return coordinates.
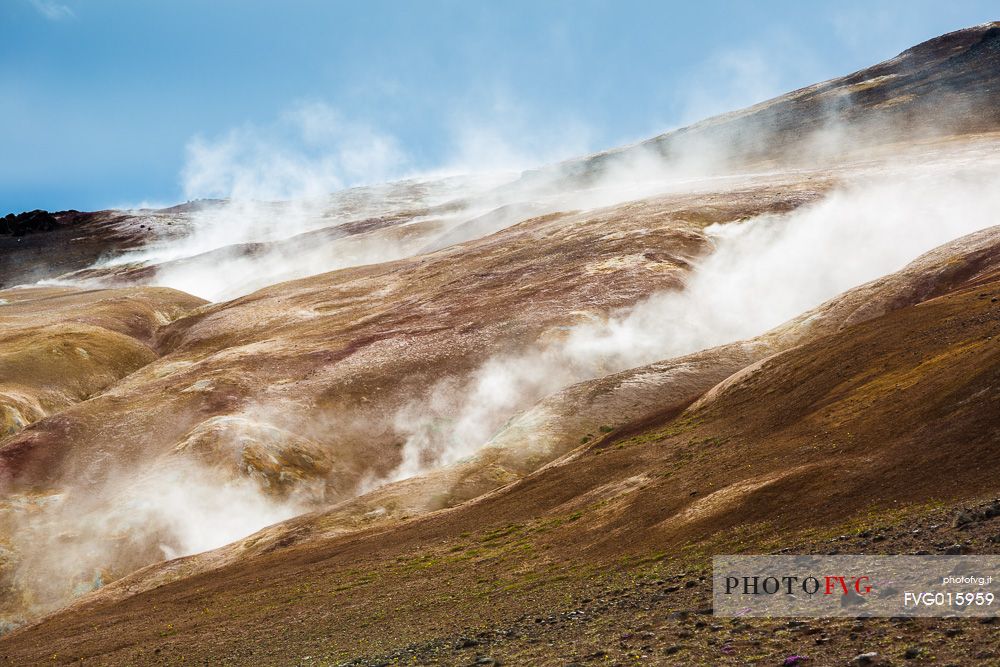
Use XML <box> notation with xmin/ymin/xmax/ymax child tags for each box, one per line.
<box><xmin>1</xmin><ymin>1</ymin><xmax>996</xmax><ymax>212</ymax></box>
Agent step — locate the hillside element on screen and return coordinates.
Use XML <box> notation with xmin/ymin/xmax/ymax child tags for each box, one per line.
<box><xmin>1</xmin><ymin>22</ymin><xmax>999</xmax><ymax>666</ymax></box>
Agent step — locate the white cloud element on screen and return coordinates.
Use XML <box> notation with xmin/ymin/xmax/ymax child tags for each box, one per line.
<box><xmin>29</xmin><ymin>0</ymin><xmax>74</xmax><ymax>21</ymax></box>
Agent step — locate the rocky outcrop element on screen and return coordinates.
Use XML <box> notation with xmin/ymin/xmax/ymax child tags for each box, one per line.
<box><xmin>1</xmin><ymin>210</ymin><xmax>59</xmax><ymax>236</ymax></box>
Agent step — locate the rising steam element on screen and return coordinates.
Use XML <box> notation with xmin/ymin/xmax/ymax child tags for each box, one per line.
<box><xmin>3</xmin><ymin>460</ymin><xmax>302</xmax><ymax>621</ymax></box>
<box><xmin>384</xmin><ymin>161</ymin><xmax>1000</xmax><ymax>481</ymax></box>
<box><xmin>11</xmin><ymin>81</ymin><xmax>1000</xmax><ymax>629</ymax></box>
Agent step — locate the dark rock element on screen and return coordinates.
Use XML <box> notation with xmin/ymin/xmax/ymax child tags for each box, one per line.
<box><xmin>982</xmin><ymin>500</ymin><xmax>1000</xmax><ymax>518</ymax></box>
<box><xmin>953</xmin><ymin>510</ymin><xmax>974</xmax><ymax>528</ymax></box>
<box><xmin>904</xmin><ymin>646</ymin><xmax>922</xmax><ymax>659</ymax></box>
<box><xmin>1</xmin><ymin>209</ymin><xmax>60</xmax><ymax>236</ymax></box>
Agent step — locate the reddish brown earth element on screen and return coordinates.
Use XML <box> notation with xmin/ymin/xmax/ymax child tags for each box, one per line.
<box><xmin>1</xmin><ymin>22</ymin><xmax>999</xmax><ymax>667</ymax></box>
<box><xmin>1</xmin><ymin>224</ymin><xmax>997</xmax><ymax>666</ymax></box>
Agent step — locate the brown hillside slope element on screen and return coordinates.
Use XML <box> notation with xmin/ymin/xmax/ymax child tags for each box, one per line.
<box><xmin>0</xmin><ymin>176</ymin><xmax>820</xmax><ymax>624</ymax></box>
<box><xmin>2</xmin><ymin>23</ymin><xmax>1000</xmax><ymax>664</ymax></box>
<box><xmin>53</xmin><ymin>223</ymin><xmax>1000</xmax><ymax>618</ymax></box>
<box><xmin>0</xmin><ymin>181</ymin><xmax>820</xmax><ymax>494</ymax></box>
<box><xmin>2</xmin><ymin>226</ymin><xmax>997</xmax><ymax>666</ymax></box>
<box><xmin>0</xmin><ymin>287</ymin><xmax>206</xmax><ymax>444</ymax></box>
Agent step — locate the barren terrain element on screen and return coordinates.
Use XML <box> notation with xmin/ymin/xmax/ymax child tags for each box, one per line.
<box><xmin>1</xmin><ymin>22</ymin><xmax>999</xmax><ymax>666</ymax></box>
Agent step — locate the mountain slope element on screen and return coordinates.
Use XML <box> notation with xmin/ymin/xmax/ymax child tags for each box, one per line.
<box><xmin>2</xmin><ymin>224</ymin><xmax>997</xmax><ymax>666</ymax></box>
<box><xmin>0</xmin><ymin>286</ymin><xmax>205</xmax><ymax>445</ymax></box>
<box><xmin>1</xmin><ymin>22</ymin><xmax>1000</xmax><ymax>666</ymax></box>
